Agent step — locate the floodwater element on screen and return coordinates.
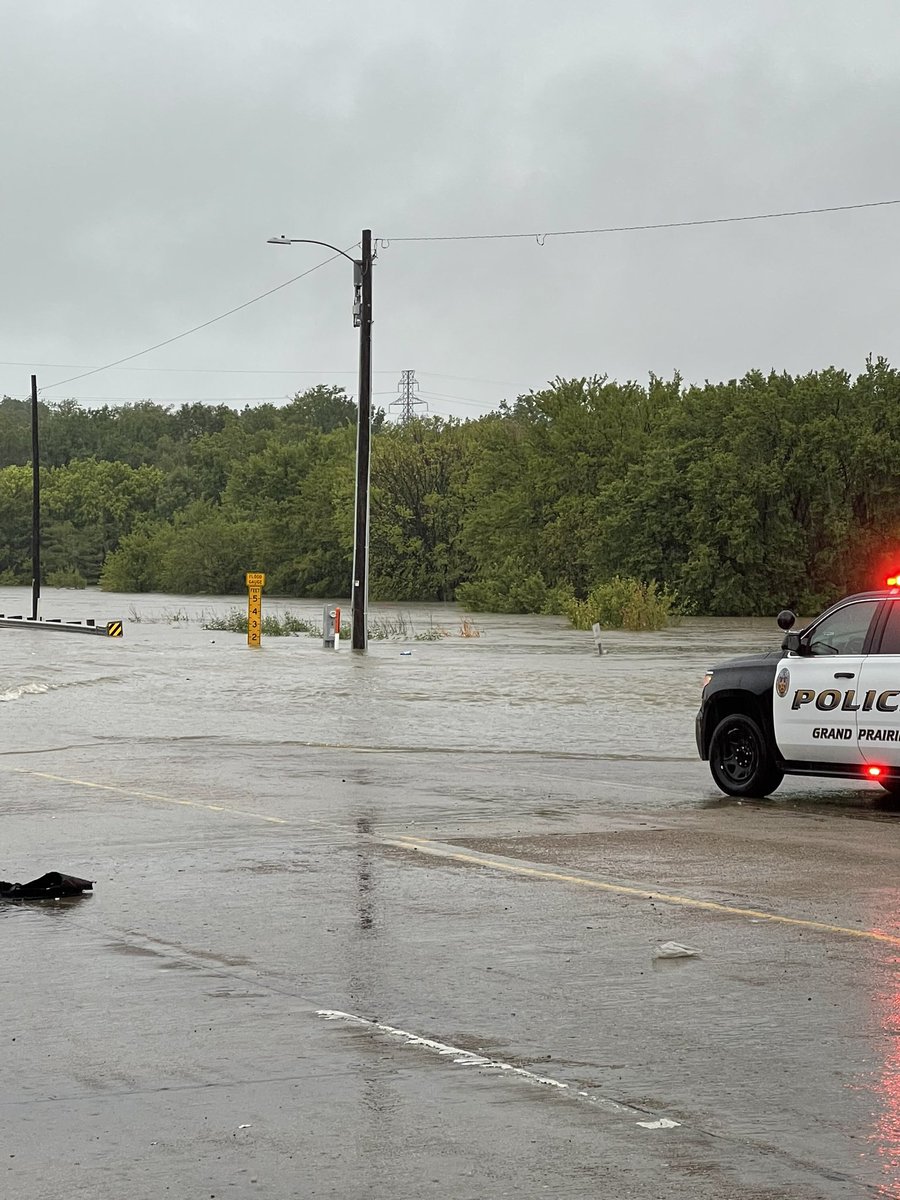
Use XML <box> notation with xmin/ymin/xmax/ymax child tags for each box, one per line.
<box><xmin>3</xmin><ymin>586</ymin><xmax>900</xmax><ymax>1199</ymax></box>
<box><xmin>0</xmin><ymin>586</ymin><xmax>774</xmax><ymax>762</ymax></box>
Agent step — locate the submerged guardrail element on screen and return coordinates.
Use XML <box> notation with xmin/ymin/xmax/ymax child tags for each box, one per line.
<box><xmin>0</xmin><ymin>615</ymin><xmax>123</xmax><ymax>637</ymax></box>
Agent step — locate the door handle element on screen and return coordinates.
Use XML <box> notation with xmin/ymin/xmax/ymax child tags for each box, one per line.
<box><xmin>834</xmin><ymin>672</ymin><xmax>855</xmax><ymax>679</ymax></box>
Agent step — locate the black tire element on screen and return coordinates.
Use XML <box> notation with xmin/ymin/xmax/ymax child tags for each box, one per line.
<box><xmin>709</xmin><ymin>713</ymin><xmax>784</xmax><ymax>798</ymax></box>
<box><xmin>878</xmin><ymin>779</ymin><xmax>900</xmax><ymax>797</ymax></box>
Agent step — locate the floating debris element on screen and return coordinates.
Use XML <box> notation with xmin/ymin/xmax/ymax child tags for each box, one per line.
<box><xmin>652</xmin><ymin>941</ymin><xmax>701</xmax><ymax>960</ymax></box>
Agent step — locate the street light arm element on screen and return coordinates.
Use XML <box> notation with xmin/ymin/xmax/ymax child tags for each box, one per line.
<box><xmin>267</xmin><ymin>236</ymin><xmax>360</xmax><ymax>265</ymax></box>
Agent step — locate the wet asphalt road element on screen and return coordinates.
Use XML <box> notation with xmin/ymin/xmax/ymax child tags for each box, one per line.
<box><xmin>3</xmin><ymin>591</ymin><xmax>900</xmax><ymax>1198</ymax></box>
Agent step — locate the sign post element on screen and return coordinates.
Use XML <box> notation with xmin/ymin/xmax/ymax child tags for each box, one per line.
<box><xmin>246</xmin><ymin>572</ymin><xmax>265</xmax><ymax>648</ymax></box>
<box><xmin>591</xmin><ymin>622</ymin><xmax>603</xmax><ymax>655</ymax></box>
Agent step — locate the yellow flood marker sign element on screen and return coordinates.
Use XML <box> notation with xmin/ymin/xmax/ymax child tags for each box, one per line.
<box><xmin>245</xmin><ymin>572</ymin><xmax>265</xmax><ymax>647</ymax></box>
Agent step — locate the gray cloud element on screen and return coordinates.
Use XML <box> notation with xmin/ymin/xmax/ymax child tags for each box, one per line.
<box><xmin>2</xmin><ymin>0</ymin><xmax>899</xmax><ymax>416</ymax></box>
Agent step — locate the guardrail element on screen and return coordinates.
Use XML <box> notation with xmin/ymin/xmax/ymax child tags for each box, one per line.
<box><xmin>0</xmin><ymin>615</ymin><xmax>123</xmax><ymax>638</ymax></box>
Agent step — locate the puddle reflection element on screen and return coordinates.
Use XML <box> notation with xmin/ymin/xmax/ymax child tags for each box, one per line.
<box><xmin>868</xmin><ymin>965</ymin><xmax>900</xmax><ymax>1192</ymax></box>
<box><xmin>0</xmin><ymin>895</ymin><xmax>90</xmax><ymax>918</ymax></box>
<box><xmin>356</xmin><ymin>815</ymin><xmax>375</xmax><ymax>933</ymax></box>
<box><xmin>700</xmin><ymin>790</ymin><xmax>900</xmax><ymax>822</ymax></box>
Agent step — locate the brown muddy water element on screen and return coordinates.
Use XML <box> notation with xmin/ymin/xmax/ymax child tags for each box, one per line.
<box><xmin>0</xmin><ymin>586</ymin><xmax>775</xmax><ymax>764</ymax></box>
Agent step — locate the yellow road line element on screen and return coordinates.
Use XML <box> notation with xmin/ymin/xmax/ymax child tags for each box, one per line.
<box><xmin>389</xmin><ymin>836</ymin><xmax>900</xmax><ymax>948</ymax></box>
<box><xmin>10</xmin><ymin>766</ymin><xmax>899</xmax><ymax>948</ymax></box>
<box><xmin>8</xmin><ymin>767</ymin><xmax>288</xmax><ymax>825</ymax></box>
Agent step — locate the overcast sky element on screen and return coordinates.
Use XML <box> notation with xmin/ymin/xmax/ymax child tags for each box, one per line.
<box><xmin>2</xmin><ymin>0</ymin><xmax>899</xmax><ymax>419</ymax></box>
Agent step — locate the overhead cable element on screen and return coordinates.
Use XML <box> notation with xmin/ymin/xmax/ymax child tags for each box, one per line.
<box><xmin>0</xmin><ymin>361</ymin><xmax>399</xmax><ymax>375</ymax></box>
<box><xmin>381</xmin><ymin>197</ymin><xmax>900</xmax><ymax>245</ymax></box>
<box><xmin>39</xmin><ymin>246</ymin><xmax>358</xmax><ymax>393</ymax></box>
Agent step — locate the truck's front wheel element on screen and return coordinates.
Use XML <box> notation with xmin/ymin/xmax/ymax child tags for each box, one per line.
<box><xmin>709</xmin><ymin>713</ymin><xmax>784</xmax><ymax>798</ymax></box>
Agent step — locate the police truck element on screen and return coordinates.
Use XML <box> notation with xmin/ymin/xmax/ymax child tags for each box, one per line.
<box><xmin>696</xmin><ymin>580</ymin><xmax>900</xmax><ymax>798</ymax></box>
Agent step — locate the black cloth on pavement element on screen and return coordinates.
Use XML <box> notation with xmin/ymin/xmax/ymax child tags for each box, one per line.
<box><xmin>0</xmin><ymin>872</ymin><xmax>94</xmax><ymax>899</ymax></box>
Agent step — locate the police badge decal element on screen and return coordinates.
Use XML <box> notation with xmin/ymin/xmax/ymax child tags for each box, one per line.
<box><xmin>776</xmin><ymin>667</ymin><xmax>790</xmax><ymax>699</ymax></box>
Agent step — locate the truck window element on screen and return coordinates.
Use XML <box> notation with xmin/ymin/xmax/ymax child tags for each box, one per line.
<box><xmin>807</xmin><ymin>600</ymin><xmax>878</xmax><ymax>656</ymax></box>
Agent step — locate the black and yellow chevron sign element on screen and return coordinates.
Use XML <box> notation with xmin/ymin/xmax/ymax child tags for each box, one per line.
<box><xmin>106</xmin><ymin>620</ymin><xmax>124</xmax><ymax>638</ymax></box>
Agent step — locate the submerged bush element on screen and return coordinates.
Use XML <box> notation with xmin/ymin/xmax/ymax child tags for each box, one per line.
<box><xmin>203</xmin><ymin>608</ymin><xmax>321</xmax><ymax>637</ymax></box>
<box><xmin>455</xmin><ymin>556</ymin><xmax>551</xmax><ymax>614</ymax></box>
<box><xmin>565</xmin><ymin>576</ymin><xmax>678</xmax><ymax>632</ymax></box>
<box><xmin>45</xmin><ymin>568</ymin><xmax>87</xmax><ymax>589</ymax></box>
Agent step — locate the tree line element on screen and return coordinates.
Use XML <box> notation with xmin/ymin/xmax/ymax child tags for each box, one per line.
<box><xmin>1</xmin><ymin>360</ymin><xmax>899</xmax><ymax>615</ymax></box>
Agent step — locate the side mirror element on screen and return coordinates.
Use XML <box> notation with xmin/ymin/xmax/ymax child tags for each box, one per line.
<box><xmin>776</xmin><ymin>609</ymin><xmax>796</xmax><ymax>631</ymax></box>
<box><xmin>782</xmin><ymin>631</ymin><xmax>802</xmax><ymax>654</ymax></box>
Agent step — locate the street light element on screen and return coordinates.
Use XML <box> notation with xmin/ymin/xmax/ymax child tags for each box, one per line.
<box><xmin>267</xmin><ymin>229</ymin><xmax>373</xmax><ymax>651</ymax></box>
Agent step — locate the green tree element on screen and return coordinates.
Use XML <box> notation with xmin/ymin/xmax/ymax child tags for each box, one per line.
<box><xmin>0</xmin><ymin>397</ymin><xmax>36</xmax><ymax>468</ymax></box>
<box><xmin>0</xmin><ymin>465</ymin><xmax>32</xmax><ymax>579</ymax></box>
<box><xmin>369</xmin><ymin>418</ymin><xmax>471</xmax><ymax>600</ymax></box>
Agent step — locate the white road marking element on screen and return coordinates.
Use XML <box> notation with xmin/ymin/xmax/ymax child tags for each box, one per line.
<box><xmin>316</xmin><ymin>1009</ymin><xmax>680</xmax><ymax>1129</ymax></box>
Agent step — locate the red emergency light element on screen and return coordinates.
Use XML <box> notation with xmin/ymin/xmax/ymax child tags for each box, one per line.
<box><xmin>887</xmin><ymin>575</ymin><xmax>900</xmax><ymax>587</ymax></box>
<box><xmin>867</xmin><ymin>766</ymin><xmax>883</xmax><ymax>778</ymax></box>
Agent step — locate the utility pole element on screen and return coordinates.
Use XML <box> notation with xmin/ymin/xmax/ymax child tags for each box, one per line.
<box><xmin>351</xmin><ymin>229</ymin><xmax>373</xmax><ymax>651</ymax></box>
<box><xmin>389</xmin><ymin>369</ymin><xmax>428</xmax><ymax>423</ymax></box>
<box><xmin>30</xmin><ymin>374</ymin><xmax>40</xmax><ymax>622</ymax></box>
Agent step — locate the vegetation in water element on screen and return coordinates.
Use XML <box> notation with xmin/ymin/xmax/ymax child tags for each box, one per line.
<box><xmin>45</xmin><ymin>568</ymin><xmax>87</xmax><ymax>589</ymax></box>
<box><xmin>564</xmin><ymin>576</ymin><xmax>678</xmax><ymax>632</ymax></box>
<box><xmin>200</xmin><ymin>608</ymin><xmax>478</xmax><ymax>641</ymax></box>
<box><xmin>202</xmin><ymin>609</ymin><xmax>321</xmax><ymax>637</ymax></box>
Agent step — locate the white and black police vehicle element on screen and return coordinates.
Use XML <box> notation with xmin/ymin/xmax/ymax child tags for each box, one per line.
<box><xmin>697</xmin><ymin>577</ymin><xmax>900</xmax><ymax>798</ymax></box>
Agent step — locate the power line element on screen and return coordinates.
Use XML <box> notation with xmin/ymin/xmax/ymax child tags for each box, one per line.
<box><xmin>417</xmin><ymin>370</ymin><xmax>517</xmax><ymax>385</ymax></box>
<box><xmin>0</xmin><ymin>361</ymin><xmax>401</xmax><ymax>375</ymax></box>
<box><xmin>382</xmin><ymin>197</ymin><xmax>900</xmax><ymax>245</ymax></box>
<box><xmin>28</xmin><ymin>400</ymin><xmax>294</xmax><ymax>410</ymax></box>
<box><xmin>38</xmin><ymin>245</ymin><xmax>358</xmax><ymax>394</ymax></box>
<box><xmin>0</xmin><ymin>361</ymin><xmax>520</xmax><ymax>385</ymax></box>
<box><xmin>417</xmin><ymin>396</ymin><xmax>496</xmax><ymax>415</ymax></box>
<box><xmin>11</xmin><ymin>196</ymin><xmax>897</xmax><ymax>399</ymax></box>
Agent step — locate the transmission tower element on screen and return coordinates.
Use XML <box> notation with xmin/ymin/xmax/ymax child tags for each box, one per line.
<box><xmin>389</xmin><ymin>369</ymin><xmax>428</xmax><ymax>423</ymax></box>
